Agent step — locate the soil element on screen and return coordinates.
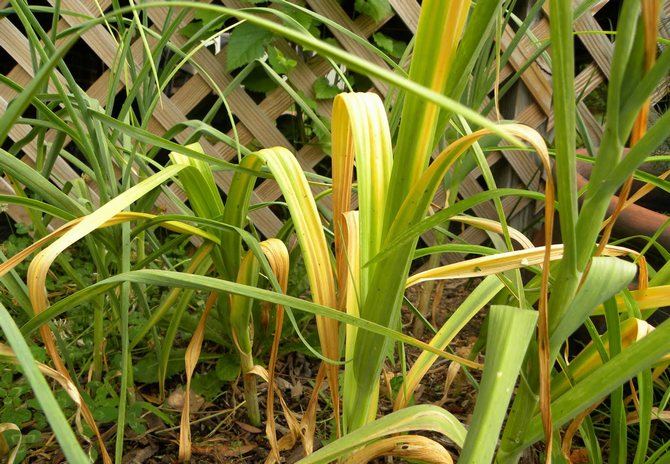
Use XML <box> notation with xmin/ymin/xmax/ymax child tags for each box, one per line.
<box><xmin>21</xmin><ymin>279</ymin><xmax>490</xmax><ymax>464</ymax></box>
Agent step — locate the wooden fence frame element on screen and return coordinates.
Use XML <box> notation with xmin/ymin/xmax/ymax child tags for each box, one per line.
<box><xmin>0</xmin><ymin>0</ymin><xmax>668</xmax><ymax>259</ymax></box>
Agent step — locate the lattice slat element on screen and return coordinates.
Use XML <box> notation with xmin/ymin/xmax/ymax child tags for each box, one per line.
<box><xmin>0</xmin><ymin>0</ymin><xmax>668</xmax><ymax>254</ymax></box>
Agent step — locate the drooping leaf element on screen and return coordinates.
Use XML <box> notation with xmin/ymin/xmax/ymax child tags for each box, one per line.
<box><xmin>297</xmin><ymin>405</ymin><xmax>466</xmax><ymax>464</ymax></box>
<box><xmin>132</xmin><ymin>350</ymin><xmax>187</xmax><ymax>384</ymax></box>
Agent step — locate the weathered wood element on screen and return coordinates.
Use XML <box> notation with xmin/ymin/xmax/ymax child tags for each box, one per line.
<box><xmin>0</xmin><ymin>0</ymin><xmax>668</xmax><ymax>251</ymax></box>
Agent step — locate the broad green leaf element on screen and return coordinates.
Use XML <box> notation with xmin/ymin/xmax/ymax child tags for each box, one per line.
<box><xmin>354</xmin><ymin>0</ymin><xmax>391</xmax><ymax>21</ymax></box>
<box><xmin>313</xmin><ymin>77</ymin><xmax>340</xmax><ymax>99</ymax></box>
<box><xmin>215</xmin><ymin>353</ymin><xmax>241</xmax><ymax>382</ymax></box>
<box><xmin>267</xmin><ymin>46</ymin><xmax>297</xmax><ymax>74</ymax></box>
<box><xmin>372</xmin><ymin>32</ymin><xmax>406</xmax><ymax>58</ymax></box>
<box><xmin>132</xmin><ymin>351</ymin><xmax>186</xmax><ymax>384</ymax></box>
<box><xmin>243</xmin><ymin>67</ymin><xmax>278</xmax><ymax>93</ymax></box>
<box><xmin>194</xmin><ymin>7</ymin><xmax>225</xmax><ymax>23</ymax></box>
<box><xmin>227</xmin><ymin>22</ymin><xmax>274</xmax><ymax>71</ymax></box>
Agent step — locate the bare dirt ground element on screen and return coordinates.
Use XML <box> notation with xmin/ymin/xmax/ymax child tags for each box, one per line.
<box><xmin>25</xmin><ymin>278</ymin><xmax>502</xmax><ymax>464</ymax></box>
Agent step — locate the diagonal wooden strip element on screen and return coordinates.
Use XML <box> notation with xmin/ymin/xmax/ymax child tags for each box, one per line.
<box><xmin>54</xmin><ymin>1</ymin><xmax>285</xmax><ymax>234</ymax></box>
<box><xmin>0</xmin><ymin>19</ymin><xmax>67</xmax><ymax>93</ymax></box>
<box><xmin>147</xmin><ymin>6</ymin><xmax>295</xmax><ymax>151</ymax></box>
<box><xmin>305</xmin><ymin>0</ymin><xmax>392</xmax><ymax>95</ymax></box>
<box><xmin>388</xmin><ymin>0</ymin><xmax>420</xmax><ymax>33</ymax></box>
<box><xmin>575</xmin><ymin>63</ymin><xmax>605</xmax><ymax>98</ymax></box>
<box><xmin>498</xmin><ymin>13</ymin><xmax>552</xmax><ymax>83</ymax></box>
<box><xmin>573</xmin><ymin>13</ymin><xmax>613</xmax><ymax>78</ymax></box>
<box><xmin>578</xmin><ymin>101</ymin><xmax>604</xmax><ymax>144</ymax></box>
<box><xmin>501</xmin><ymin>24</ymin><xmax>552</xmax><ymax>116</ymax></box>
<box><xmin>166</xmin><ymin>6</ymin><xmax>387</xmax><ymax>215</ymax></box>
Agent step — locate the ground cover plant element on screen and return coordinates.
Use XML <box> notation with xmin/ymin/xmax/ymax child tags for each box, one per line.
<box><xmin>0</xmin><ymin>0</ymin><xmax>669</xmax><ymax>463</ymax></box>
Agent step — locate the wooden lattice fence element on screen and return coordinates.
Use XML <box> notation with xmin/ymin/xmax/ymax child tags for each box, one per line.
<box><xmin>0</xmin><ymin>0</ymin><xmax>668</xmax><ymax>254</ymax></box>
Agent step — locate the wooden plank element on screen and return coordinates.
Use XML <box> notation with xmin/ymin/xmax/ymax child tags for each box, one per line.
<box><xmin>305</xmin><ymin>0</ymin><xmax>391</xmax><ymax>95</ymax></box>
<box><xmin>575</xmin><ymin>63</ymin><xmax>605</xmax><ymax>98</ymax></box>
<box><xmin>501</xmin><ymin>24</ymin><xmax>552</xmax><ymax>116</ymax></box>
<box><xmin>3</xmin><ymin>0</ymin><xmax>668</xmax><ymax>242</ymax></box>
<box><xmin>498</xmin><ymin>15</ymin><xmax>551</xmax><ymax>89</ymax></box>
<box><xmin>388</xmin><ymin>0</ymin><xmax>421</xmax><ymax>33</ymax></box>
<box><xmin>53</xmin><ymin>2</ymin><xmax>286</xmax><ymax>234</ymax></box>
<box><xmin>573</xmin><ymin>13</ymin><xmax>613</xmax><ymax>78</ymax></box>
<box><xmin>0</xmin><ymin>19</ymin><xmax>66</xmax><ymax>92</ymax></box>
<box><xmin>147</xmin><ymin>9</ymin><xmax>296</xmax><ymax>153</ymax></box>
